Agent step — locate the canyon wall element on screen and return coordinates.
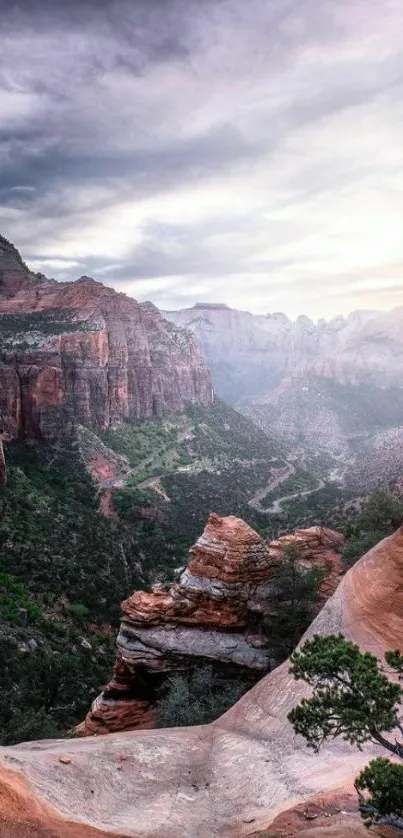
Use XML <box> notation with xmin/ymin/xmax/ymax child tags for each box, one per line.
<box><xmin>78</xmin><ymin>514</ymin><xmax>344</xmax><ymax>735</ymax></box>
<box><xmin>165</xmin><ymin>302</ymin><xmax>403</xmax><ymax>396</ymax></box>
<box><xmin>0</xmin><ymin>236</ymin><xmax>212</xmax><ymax>440</ymax></box>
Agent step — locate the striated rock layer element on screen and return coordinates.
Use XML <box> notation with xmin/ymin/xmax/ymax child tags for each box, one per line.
<box><xmin>1</xmin><ymin>526</ymin><xmax>401</xmax><ymax>837</ymax></box>
<box><xmin>78</xmin><ymin>515</ymin><xmax>344</xmax><ymax>736</ymax></box>
<box><xmin>0</xmin><ymin>235</ymin><xmax>212</xmax><ymax>439</ymax></box>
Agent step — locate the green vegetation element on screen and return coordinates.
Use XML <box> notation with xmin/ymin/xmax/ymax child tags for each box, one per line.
<box><xmin>0</xmin><ymin>573</ymin><xmax>43</xmax><ymax>623</ymax></box>
<box><xmin>342</xmin><ymin>490</ymin><xmax>403</xmax><ymax>568</ymax></box>
<box><xmin>99</xmin><ymin>418</ymin><xmax>183</xmax><ymax>469</ymax></box>
<box><xmin>0</xmin><ymin>632</ymin><xmax>114</xmax><ymax>744</ymax></box>
<box><xmin>0</xmin><ymin>308</ymin><xmax>94</xmax><ymax>341</ymax></box>
<box><xmin>0</xmin><ymin>436</ymin><xmax>160</xmax><ymax>744</ymax></box>
<box><xmin>355</xmin><ymin>758</ymin><xmax>403</xmax><ymax>828</ymax></box>
<box><xmin>156</xmin><ymin>665</ymin><xmax>250</xmax><ymax>727</ymax></box>
<box><xmin>102</xmin><ymin>399</ymin><xmax>286</xmax><ymax>552</ymax></box>
<box><xmin>260</xmin><ymin>470</ymin><xmax>318</xmax><ymax>509</ymax></box>
<box><xmin>264</xmin><ymin>544</ymin><xmax>325</xmax><ymax>661</ymax></box>
<box><xmin>0</xmin><ymin>439</ymin><xmax>145</xmax><ymax>621</ymax></box>
<box><xmin>2</xmin><ymin>397</ymin><xmax>402</xmax><ymax>747</ymax></box>
<box><xmin>288</xmin><ymin>635</ymin><xmax>403</xmax><ymax>828</ymax></box>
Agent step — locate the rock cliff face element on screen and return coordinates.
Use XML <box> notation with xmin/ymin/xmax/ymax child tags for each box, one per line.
<box><xmin>165</xmin><ymin>304</ymin><xmax>403</xmax><ymax>457</ymax></box>
<box><xmin>0</xmin><ymin>236</ymin><xmax>212</xmax><ymax>439</ymax></box>
<box><xmin>165</xmin><ymin>302</ymin><xmax>403</xmax><ymax>395</ymax></box>
<box><xmin>78</xmin><ymin>515</ymin><xmax>344</xmax><ymax>736</ymax></box>
<box><xmin>165</xmin><ymin>305</ymin><xmax>403</xmax><ymax>464</ymax></box>
<box><xmin>1</xmin><ymin>525</ymin><xmax>400</xmax><ymax>838</ymax></box>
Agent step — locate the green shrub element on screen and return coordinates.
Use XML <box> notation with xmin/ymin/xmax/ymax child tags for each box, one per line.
<box><xmin>157</xmin><ymin>665</ymin><xmax>250</xmax><ymax>727</ymax></box>
<box><xmin>68</xmin><ymin>602</ymin><xmax>90</xmax><ymax>621</ymax></box>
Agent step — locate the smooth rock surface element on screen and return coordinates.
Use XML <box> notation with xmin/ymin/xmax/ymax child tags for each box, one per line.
<box><xmin>1</xmin><ymin>527</ymin><xmax>402</xmax><ymax>836</ymax></box>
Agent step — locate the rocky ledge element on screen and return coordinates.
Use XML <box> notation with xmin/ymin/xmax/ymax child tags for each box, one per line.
<box><xmin>78</xmin><ymin>514</ymin><xmax>344</xmax><ymax>735</ymax></box>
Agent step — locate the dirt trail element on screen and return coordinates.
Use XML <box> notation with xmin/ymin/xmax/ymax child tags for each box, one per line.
<box><xmin>136</xmin><ymin>475</ymin><xmax>171</xmax><ymax>501</ymax></box>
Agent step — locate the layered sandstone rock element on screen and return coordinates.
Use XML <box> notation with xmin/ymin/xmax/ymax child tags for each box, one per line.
<box><xmin>78</xmin><ymin>514</ymin><xmax>344</xmax><ymax>736</ymax></box>
<box><xmin>0</xmin><ymin>236</ymin><xmax>212</xmax><ymax>439</ymax></box>
<box><xmin>269</xmin><ymin>526</ymin><xmax>345</xmax><ymax>602</ymax></box>
<box><xmin>1</xmin><ymin>527</ymin><xmax>401</xmax><ymax>838</ymax></box>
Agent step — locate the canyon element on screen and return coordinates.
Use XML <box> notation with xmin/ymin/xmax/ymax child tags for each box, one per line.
<box><xmin>78</xmin><ymin>514</ymin><xmax>344</xmax><ymax>735</ymax></box>
<box><xmin>165</xmin><ymin>303</ymin><xmax>403</xmax><ymax>481</ymax></box>
<box><xmin>0</xmin><ymin>235</ymin><xmax>212</xmax><ymax>441</ymax></box>
<box><xmin>1</xmin><ymin>525</ymin><xmax>402</xmax><ymax>837</ymax></box>
<box><xmin>0</xmin><ymin>235</ymin><xmax>402</xmax><ymax>837</ymax></box>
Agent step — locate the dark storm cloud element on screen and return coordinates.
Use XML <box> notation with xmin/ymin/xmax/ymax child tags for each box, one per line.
<box><xmin>1</xmin><ymin>0</ymin><xmax>403</xmax><ymax>317</ymax></box>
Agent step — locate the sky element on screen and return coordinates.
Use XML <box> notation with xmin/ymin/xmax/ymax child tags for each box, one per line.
<box><xmin>1</xmin><ymin>0</ymin><xmax>403</xmax><ymax>319</ymax></box>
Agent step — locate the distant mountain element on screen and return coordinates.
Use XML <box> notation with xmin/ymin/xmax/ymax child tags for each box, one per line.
<box><xmin>165</xmin><ymin>303</ymin><xmax>403</xmax><ymax>470</ymax></box>
<box><xmin>164</xmin><ymin>302</ymin><xmax>403</xmax><ymax>401</ymax></box>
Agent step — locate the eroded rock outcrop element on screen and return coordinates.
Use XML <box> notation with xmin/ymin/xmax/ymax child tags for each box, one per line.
<box><xmin>1</xmin><ymin>526</ymin><xmax>401</xmax><ymax>838</ymax></box>
<box><xmin>0</xmin><ymin>236</ymin><xmax>212</xmax><ymax>439</ymax></box>
<box><xmin>78</xmin><ymin>515</ymin><xmax>344</xmax><ymax>735</ymax></box>
<box><xmin>269</xmin><ymin>526</ymin><xmax>345</xmax><ymax>602</ymax></box>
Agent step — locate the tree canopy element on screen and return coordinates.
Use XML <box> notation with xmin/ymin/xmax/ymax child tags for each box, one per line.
<box><xmin>288</xmin><ymin>634</ymin><xmax>403</xmax><ymax>828</ymax></box>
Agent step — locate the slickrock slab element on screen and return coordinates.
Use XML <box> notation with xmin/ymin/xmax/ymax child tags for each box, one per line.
<box><xmin>1</xmin><ymin>527</ymin><xmax>402</xmax><ymax>837</ymax></box>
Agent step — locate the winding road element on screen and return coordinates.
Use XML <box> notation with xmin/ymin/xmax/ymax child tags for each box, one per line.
<box><xmin>248</xmin><ymin>462</ymin><xmax>295</xmax><ymax>512</ymax></box>
<box><xmin>248</xmin><ymin>454</ymin><xmax>336</xmax><ymax>515</ymax></box>
<box><xmin>263</xmin><ymin>477</ymin><xmax>325</xmax><ymax>515</ymax></box>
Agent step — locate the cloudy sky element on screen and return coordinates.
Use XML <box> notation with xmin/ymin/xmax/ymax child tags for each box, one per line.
<box><xmin>1</xmin><ymin>0</ymin><xmax>403</xmax><ymax>319</ymax></box>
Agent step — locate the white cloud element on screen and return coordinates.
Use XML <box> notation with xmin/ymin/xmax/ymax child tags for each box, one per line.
<box><xmin>2</xmin><ymin>0</ymin><xmax>403</xmax><ymax>319</ymax></box>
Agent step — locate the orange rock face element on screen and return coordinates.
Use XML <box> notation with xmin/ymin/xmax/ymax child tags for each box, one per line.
<box><xmin>79</xmin><ymin>514</ymin><xmax>344</xmax><ymax>736</ymax></box>
<box><xmin>268</xmin><ymin>526</ymin><xmax>345</xmax><ymax>602</ymax></box>
<box><xmin>0</xmin><ymin>235</ymin><xmax>212</xmax><ymax>440</ymax></box>
<box><xmin>252</xmin><ymin>789</ymin><xmax>399</xmax><ymax>837</ymax></box>
<box><xmin>187</xmin><ymin>511</ymin><xmax>271</xmax><ymax>583</ymax></box>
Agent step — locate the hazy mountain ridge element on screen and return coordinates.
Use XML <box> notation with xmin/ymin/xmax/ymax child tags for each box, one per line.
<box><xmin>164</xmin><ymin>302</ymin><xmax>403</xmax><ymax>399</ymax></box>
<box><xmin>165</xmin><ymin>304</ymin><xmax>403</xmax><ymax>483</ymax></box>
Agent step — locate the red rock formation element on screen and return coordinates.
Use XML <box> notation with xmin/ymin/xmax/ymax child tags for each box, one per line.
<box><xmin>252</xmin><ymin>789</ymin><xmax>399</xmax><ymax>837</ymax></box>
<box><xmin>0</xmin><ymin>236</ymin><xmax>212</xmax><ymax>440</ymax></box>
<box><xmin>1</xmin><ymin>528</ymin><xmax>401</xmax><ymax>838</ymax></box>
<box><xmin>268</xmin><ymin>526</ymin><xmax>345</xmax><ymax>602</ymax></box>
<box><xmin>78</xmin><ymin>514</ymin><xmax>344</xmax><ymax>736</ymax></box>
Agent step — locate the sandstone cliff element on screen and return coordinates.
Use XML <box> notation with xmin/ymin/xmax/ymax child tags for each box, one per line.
<box><xmin>165</xmin><ymin>304</ymin><xmax>403</xmax><ymax>466</ymax></box>
<box><xmin>78</xmin><ymin>515</ymin><xmax>344</xmax><ymax>736</ymax></box>
<box><xmin>165</xmin><ymin>302</ymin><xmax>403</xmax><ymax>395</ymax></box>
<box><xmin>0</xmin><ymin>236</ymin><xmax>212</xmax><ymax>439</ymax></box>
<box><xmin>1</xmin><ymin>525</ymin><xmax>400</xmax><ymax>837</ymax></box>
